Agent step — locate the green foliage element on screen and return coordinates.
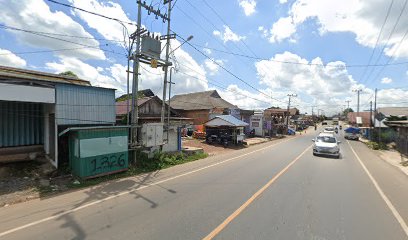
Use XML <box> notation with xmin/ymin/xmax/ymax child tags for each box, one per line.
<box><xmin>343</xmin><ymin>108</ymin><xmax>354</xmax><ymax>116</ymax></box>
<box><xmin>135</xmin><ymin>150</ymin><xmax>208</xmax><ymax>171</ymax></box>
<box><xmin>58</xmin><ymin>71</ymin><xmax>79</xmax><ymax>78</ymax></box>
<box><xmin>366</xmin><ymin>141</ymin><xmax>388</xmax><ymax>150</ymax></box>
<box><xmin>386</xmin><ymin>115</ymin><xmax>407</xmax><ymax>121</ymax></box>
<box><xmin>115</xmin><ymin>93</ymin><xmax>147</xmax><ymax>102</ymax></box>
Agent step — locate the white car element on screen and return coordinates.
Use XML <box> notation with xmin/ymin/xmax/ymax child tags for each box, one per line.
<box><xmin>323</xmin><ymin>126</ymin><xmax>335</xmax><ymax>134</ymax></box>
<box><xmin>312</xmin><ymin>133</ymin><xmax>341</xmax><ymax>158</ymax></box>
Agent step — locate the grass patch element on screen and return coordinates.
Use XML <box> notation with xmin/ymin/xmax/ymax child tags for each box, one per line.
<box><xmin>69</xmin><ymin>151</ymin><xmax>208</xmax><ymax>189</ymax></box>
<box><xmin>366</xmin><ymin>141</ymin><xmax>388</xmax><ymax>150</ymax></box>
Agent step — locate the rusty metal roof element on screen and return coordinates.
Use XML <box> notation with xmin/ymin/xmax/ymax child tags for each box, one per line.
<box><xmin>0</xmin><ymin>65</ymin><xmax>91</xmax><ymax>86</ymax></box>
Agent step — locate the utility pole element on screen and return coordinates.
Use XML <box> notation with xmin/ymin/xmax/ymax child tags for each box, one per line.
<box><xmin>130</xmin><ymin>2</ymin><xmax>143</xmax><ymax>156</ymax></box>
<box><xmin>373</xmin><ymin>88</ymin><xmax>381</xmax><ymax>143</ymax></box>
<box><xmin>352</xmin><ymin>89</ymin><xmax>362</xmax><ymax>116</ymax></box>
<box><xmin>161</xmin><ymin>0</ymin><xmax>173</xmax><ymax>124</ymax></box>
<box><xmin>286</xmin><ymin>94</ymin><xmax>297</xmax><ymax>134</ymax></box>
<box><xmin>167</xmin><ymin>67</ymin><xmax>175</xmax><ymax>141</ymax></box>
<box><xmin>345</xmin><ymin>100</ymin><xmax>351</xmax><ymax>110</ymax></box>
<box><xmin>374</xmin><ymin>88</ymin><xmax>377</xmax><ymax>113</ymax></box>
<box><xmin>370</xmin><ymin>101</ymin><xmax>373</xmax><ymax>141</ymax></box>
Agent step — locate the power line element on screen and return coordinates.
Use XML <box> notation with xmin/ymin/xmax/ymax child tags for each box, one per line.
<box><xmin>359</xmin><ymin>0</ymin><xmax>395</xmax><ymax>84</ymax></box>
<box><xmin>189</xmin><ymin>42</ymin><xmax>408</xmax><ymax>68</ymax></box>
<box><xmin>0</xmin><ymin>24</ymin><xmax>126</xmax><ymax>57</ymax></box>
<box><xmin>202</xmin><ymin>0</ymin><xmax>258</xmax><ymax>58</ymax></box>
<box><xmin>46</xmin><ymin>0</ymin><xmax>137</xmax><ymax>26</ymax></box>
<box><xmin>364</xmin><ymin>0</ymin><xmax>408</xmax><ymax>85</ymax></box>
<box><xmin>0</xmin><ymin>47</ymin><xmax>99</xmax><ymax>56</ymax></box>
<box><xmin>368</xmin><ymin>26</ymin><xmax>408</xmax><ymax>86</ymax></box>
<box><xmin>176</xmin><ymin>33</ymin><xmax>286</xmax><ymax>104</ymax></box>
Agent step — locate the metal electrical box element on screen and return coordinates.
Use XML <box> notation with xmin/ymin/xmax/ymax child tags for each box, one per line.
<box><xmin>141</xmin><ymin>36</ymin><xmax>161</xmax><ymax>59</ymax></box>
<box><xmin>68</xmin><ymin>127</ymin><xmax>128</xmax><ymax>179</ymax></box>
<box><xmin>141</xmin><ymin>123</ymin><xmax>164</xmax><ymax>147</ymax></box>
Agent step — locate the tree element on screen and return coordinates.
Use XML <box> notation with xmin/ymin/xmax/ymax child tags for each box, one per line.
<box><xmin>58</xmin><ymin>71</ymin><xmax>78</xmax><ymax>78</ymax></box>
<box><xmin>343</xmin><ymin>108</ymin><xmax>354</xmax><ymax>116</ymax></box>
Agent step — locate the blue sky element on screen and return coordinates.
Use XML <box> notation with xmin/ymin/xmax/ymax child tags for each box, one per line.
<box><xmin>0</xmin><ymin>0</ymin><xmax>407</xmax><ymax>115</ymax></box>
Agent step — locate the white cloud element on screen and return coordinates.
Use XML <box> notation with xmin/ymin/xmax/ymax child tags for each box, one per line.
<box><xmin>381</xmin><ymin>77</ymin><xmax>393</xmax><ymax>84</ymax></box>
<box><xmin>213</xmin><ymin>26</ymin><xmax>246</xmax><ymax>43</ymax></box>
<box><xmin>258</xmin><ymin>26</ymin><xmax>269</xmax><ymax>38</ymax></box>
<box><xmin>0</xmin><ymin>49</ymin><xmax>27</xmax><ymax>67</ymax></box>
<box><xmin>204</xmin><ymin>59</ymin><xmax>224</xmax><ymax>75</ymax></box>
<box><xmin>267</xmin><ymin>0</ymin><xmax>408</xmax><ymax>57</ymax></box>
<box><xmin>49</xmin><ymin>39</ymin><xmax>210</xmax><ymax>97</ymax></box>
<box><xmin>46</xmin><ymin>57</ymin><xmax>120</xmax><ymax>91</ymax></box>
<box><xmin>377</xmin><ymin>88</ymin><xmax>408</xmax><ymax>107</ymax></box>
<box><xmin>269</xmin><ymin>17</ymin><xmax>297</xmax><ymax>43</ymax></box>
<box><xmin>255</xmin><ymin>51</ymin><xmax>360</xmax><ymax>114</ymax></box>
<box><xmin>279</xmin><ymin>0</ymin><xmax>288</xmax><ymax>3</ymax></box>
<box><xmin>68</xmin><ymin>0</ymin><xmax>136</xmax><ymax>44</ymax></box>
<box><xmin>0</xmin><ymin>0</ymin><xmax>105</xmax><ymax>60</ymax></box>
<box><xmin>218</xmin><ymin>85</ymin><xmax>287</xmax><ymax>110</ymax></box>
<box><xmin>238</xmin><ymin>0</ymin><xmax>257</xmax><ymax>16</ymax></box>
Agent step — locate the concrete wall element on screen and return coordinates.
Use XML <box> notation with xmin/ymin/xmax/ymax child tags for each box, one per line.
<box><xmin>162</xmin><ymin>127</ymin><xmax>179</xmax><ymax>153</ymax></box>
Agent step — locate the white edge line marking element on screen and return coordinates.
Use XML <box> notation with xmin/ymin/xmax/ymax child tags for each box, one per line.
<box><xmin>347</xmin><ymin>140</ymin><xmax>408</xmax><ymax>238</ymax></box>
<box><xmin>0</xmin><ymin>137</ymin><xmax>297</xmax><ymax>237</ymax></box>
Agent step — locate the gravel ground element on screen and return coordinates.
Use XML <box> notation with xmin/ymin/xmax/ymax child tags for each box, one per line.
<box><xmin>182</xmin><ymin>138</ymin><xmax>247</xmax><ymax>156</ymax></box>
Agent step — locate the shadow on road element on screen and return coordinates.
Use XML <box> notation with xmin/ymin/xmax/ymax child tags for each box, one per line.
<box><xmin>54</xmin><ymin>171</ymin><xmax>177</xmax><ymax>239</ymax></box>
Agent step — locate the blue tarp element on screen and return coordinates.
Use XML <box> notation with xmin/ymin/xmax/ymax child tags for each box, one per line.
<box><xmin>344</xmin><ymin>127</ymin><xmax>360</xmax><ymax>133</ymax></box>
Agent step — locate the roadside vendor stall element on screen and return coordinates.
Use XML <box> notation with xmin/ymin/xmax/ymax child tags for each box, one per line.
<box><xmin>204</xmin><ymin>115</ymin><xmax>249</xmax><ymax>146</ymax></box>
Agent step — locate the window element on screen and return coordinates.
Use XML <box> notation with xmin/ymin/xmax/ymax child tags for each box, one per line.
<box><xmin>252</xmin><ymin>122</ymin><xmax>259</xmax><ymax>127</ymax></box>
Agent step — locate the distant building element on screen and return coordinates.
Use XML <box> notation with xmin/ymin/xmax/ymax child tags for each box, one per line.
<box><xmin>347</xmin><ymin>112</ymin><xmax>371</xmax><ymax>128</ymax></box>
<box><xmin>169</xmin><ymin>90</ymin><xmax>238</xmax><ymax>128</ymax></box>
<box><xmin>385</xmin><ymin>120</ymin><xmax>408</xmax><ymax>156</ymax></box>
<box><xmin>116</xmin><ymin>90</ymin><xmax>191</xmax><ymax>153</ymax></box>
<box><xmin>374</xmin><ymin>107</ymin><xmax>408</xmax><ymax>128</ymax></box>
<box><xmin>0</xmin><ymin>66</ymin><xmax>116</xmax><ymax>167</ymax></box>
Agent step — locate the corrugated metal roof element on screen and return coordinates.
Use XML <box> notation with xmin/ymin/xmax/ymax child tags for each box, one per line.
<box><xmin>205</xmin><ymin>115</ymin><xmax>249</xmax><ymax>127</ymax></box>
<box><xmin>169</xmin><ymin>90</ymin><xmax>237</xmax><ymax>110</ymax></box>
<box><xmin>116</xmin><ymin>97</ymin><xmax>152</xmax><ymax>115</ymax></box>
<box><xmin>377</xmin><ymin>107</ymin><xmax>408</xmax><ymax>117</ymax></box>
<box><xmin>0</xmin><ymin>65</ymin><xmax>91</xmax><ymax>86</ymax></box>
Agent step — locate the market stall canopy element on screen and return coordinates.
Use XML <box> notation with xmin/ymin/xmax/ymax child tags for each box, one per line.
<box><xmin>205</xmin><ymin>115</ymin><xmax>249</xmax><ymax>127</ymax></box>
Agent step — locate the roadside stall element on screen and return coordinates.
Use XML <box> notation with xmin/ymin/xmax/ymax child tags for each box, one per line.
<box><xmin>204</xmin><ymin>115</ymin><xmax>249</xmax><ymax>146</ymax></box>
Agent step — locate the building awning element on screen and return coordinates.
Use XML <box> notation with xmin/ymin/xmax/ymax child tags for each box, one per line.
<box><xmin>0</xmin><ymin>83</ymin><xmax>55</xmax><ymax>103</ymax></box>
<box><xmin>205</xmin><ymin>115</ymin><xmax>249</xmax><ymax>127</ymax></box>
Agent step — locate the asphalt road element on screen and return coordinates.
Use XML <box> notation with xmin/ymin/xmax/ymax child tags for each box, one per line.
<box><xmin>1</xmin><ymin>127</ymin><xmax>408</xmax><ymax>239</ymax></box>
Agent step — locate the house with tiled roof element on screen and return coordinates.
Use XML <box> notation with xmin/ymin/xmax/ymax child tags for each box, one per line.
<box><xmin>169</xmin><ymin>90</ymin><xmax>238</xmax><ymax>127</ymax></box>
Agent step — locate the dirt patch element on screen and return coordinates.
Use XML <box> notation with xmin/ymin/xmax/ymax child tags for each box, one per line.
<box><xmin>0</xmin><ymin>159</ymin><xmax>73</xmax><ymax>207</ymax></box>
<box><xmin>182</xmin><ymin>138</ymin><xmax>246</xmax><ymax>156</ymax></box>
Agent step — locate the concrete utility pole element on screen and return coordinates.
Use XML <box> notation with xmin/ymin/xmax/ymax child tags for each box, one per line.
<box><xmin>161</xmin><ymin>0</ymin><xmax>173</xmax><ymax>124</ymax></box>
<box><xmin>345</xmin><ymin>100</ymin><xmax>351</xmax><ymax>110</ymax></box>
<box><xmin>352</xmin><ymin>89</ymin><xmax>362</xmax><ymax>116</ymax></box>
<box><xmin>370</xmin><ymin>101</ymin><xmax>373</xmax><ymax>140</ymax></box>
<box><xmin>130</xmin><ymin>2</ymin><xmax>143</xmax><ymax>154</ymax></box>
<box><xmin>167</xmin><ymin>67</ymin><xmax>175</xmax><ymax>141</ymax></box>
<box><xmin>286</xmin><ymin>94</ymin><xmax>297</xmax><ymax>133</ymax></box>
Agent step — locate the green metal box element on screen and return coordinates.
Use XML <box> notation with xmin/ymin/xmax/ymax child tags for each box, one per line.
<box><xmin>68</xmin><ymin>127</ymin><xmax>128</xmax><ymax>179</ymax></box>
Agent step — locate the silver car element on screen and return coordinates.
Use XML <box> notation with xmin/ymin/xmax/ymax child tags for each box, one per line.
<box><xmin>312</xmin><ymin>133</ymin><xmax>341</xmax><ymax>158</ymax></box>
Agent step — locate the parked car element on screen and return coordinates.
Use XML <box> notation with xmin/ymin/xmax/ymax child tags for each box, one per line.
<box><xmin>312</xmin><ymin>133</ymin><xmax>341</xmax><ymax>158</ymax></box>
<box><xmin>288</xmin><ymin>128</ymin><xmax>296</xmax><ymax>135</ymax></box>
<box><xmin>344</xmin><ymin>127</ymin><xmax>360</xmax><ymax>140</ymax></box>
